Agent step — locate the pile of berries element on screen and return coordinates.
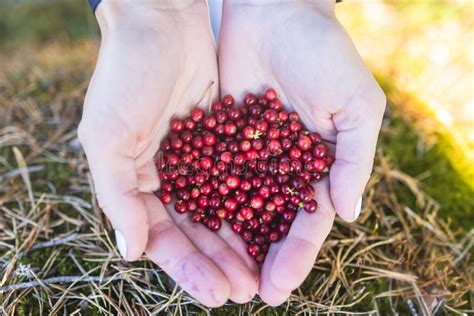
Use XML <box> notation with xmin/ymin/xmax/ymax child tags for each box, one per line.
<box><xmin>155</xmin><ymin>89</ymin><xmax>334</xmax><ymax>262</ymax></box>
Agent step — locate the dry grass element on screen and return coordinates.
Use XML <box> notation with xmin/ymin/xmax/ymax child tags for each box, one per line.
<box><xmin>0</xmin><ymin>42</ymin><xmax>472</xmax><ymax>315</ymax></box>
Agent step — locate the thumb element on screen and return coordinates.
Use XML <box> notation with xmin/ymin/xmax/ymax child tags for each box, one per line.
<box><xmin>78</xmin><ymin>123</ymin><xmax>149</xmax><ymax>261</ymax></box>
<box><xmin>330</xmin><ymin>89</ymin><xmax>386</xmax><ymax>222</ymax></box>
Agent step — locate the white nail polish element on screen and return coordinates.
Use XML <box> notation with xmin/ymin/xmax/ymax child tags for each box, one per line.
<box><xmin>115</xmin><ymin>230</ymin><xmax>127</xmax><ymax>259</ymax></box>
<box><xmin>354</xmin><ymin>196</ymin><xmax>362</xmax><ymax>220</ymax></box>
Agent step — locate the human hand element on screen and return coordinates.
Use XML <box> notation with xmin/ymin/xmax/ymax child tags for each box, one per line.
<box><xmin>78</xmin><ymin>1</ymin><xmax>258</xmax><ymax>306</ymax></box>
<box><xmin>218</xmin><ymin>0</ymin><xmax>386</xmax><ymax>305</ymax></box>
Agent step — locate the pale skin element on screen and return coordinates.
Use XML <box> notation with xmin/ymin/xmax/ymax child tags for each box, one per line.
<box><xmin>78</xmin><ymin>0</ymin><xmax>385</xmax><ymax>307</ymax></box>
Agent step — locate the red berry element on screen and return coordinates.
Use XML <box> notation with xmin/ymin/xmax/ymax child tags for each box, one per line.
<box><xmin>175</xmin><ymin>201</ymin><xmax>188</xmax><ymax>214</ymax></box>
<box><xmin>184</xmin><ymin>118</ymin><xmax>196</xmax><ymax>130</ymax></box>
<box><xmin>159</xmin><ymin>191</ymin><xmax>172</xmax><ymax>204</ymax></box>
<box><xmin>264</xmin><ymin>88</ymin><xmax>277</xmax><ymax>101</ymax></box>
<box><xmin>255</xmin><ymin>121</ymin><xmax>269</xmax><ymax>133</ymax></box>
<box><xmin>244</xmin><ymin>93</ymin><xmax>258</xmax><ymax>105</ymax></box>
<box><xmin>267</xmin><ymin>127</ymin><xmax>280</xmax><ymax>140</ymax></box>
<box><xmin>263</xmin><ymin>109</ymin><xmax>278</xmax><ymax>123</ymax></box>
<box><xmin>289</xmin><ymin>112</ymin><xmax>300</xmax><ymax>122</ymax></box>
<box><xmin>222</xmin><ymin>94</ymin><xmax>234</xmax><ymax>107</ymax></box>
<box><xmin>308</xmin><ymin>132</ymin><xmax>322</xmax><ymax>144</ymax></box>
<box><xmin>232</xmin><ymin>221</ymin><xmax>243</xmax><ymax>234</ymax></box>
<box><xmin>279</xmin><ymin>111</ymin><xmax>289</xmax><ymax>122</ymax></box>
<box><xmin>207</xmin><ymin>217</ymin><xmax>222</xmax><ymax>231</ymax></box>
<box><xmin>224</xmin><ymin>121</ymin><xmax>237</xmax><ymax>136</ymax></box>
<box><xmin>242</xmin><ymin>126</ymin><xmax>256</xmax><ymax>140</ymax></box>
<box><xmin>218</xmin><ymin>183</ymin><xmax>230</xmax><ymax>196</ymax></box>
<box><xmin>203</xmin><ymin>132</ymin><xmax>217</xmax><ymax>146</ymax></box>
<box><xmin>239</xmin><ymin>140</ymin><xmax>251</xmax><ymax>152</ymax></box>
<box><xmin>289</xmin><ymin>121</ymin><xmax>302</xmax><ymax>132</ymax></box>
<box><xmin>247</xmin><ymin>244</ymin><xmax>261</xmax><ymax>257</ymax></box>
<box><xmin>224</xmin><ymin>198</ymin><xmax>238</xmax><ymax>212</ymax></box>
<box><xmin>313</xmin><ymin>159</ymin><xmax>327</xmax><ymax>173</ymax></box>
<box><xmin>170</xmin><ymin>118</ymin><xmax>184</xmax><ymax>132</ymax></box>
<box><xmin>278</xmin><ymin>222</ymin><xmax>290</xmax><ymax>236</ymax></box>
<box><xmin>204</xmin><ymin>115</ymin><xmax>217</xmax><ymax>130</ymax></box>
<box><xmin>297</xmin><ymin>135</ymin><xmax>312</xmax><ymax>151</ymax></box>
<box><xmin>269</xmin><ymin>231</ymin><xmax>281</xmax><ymax>242</ymax></box>
<box><xmin>250</xmin><ymin>196</ymin><xmax>264</xmax><ymax>209</ymax></box>
<box><xmin>313</xmin><ymin>143</ymin><xmax>328</xmax><ymax>159</ymax></box>
<box><xmin>239</xmin><ymin>206</ymin><xmax>254</xmax><ymax>220</ymax></box>
<box><xmin>268</xmin><ymin>140</ymin><xmax>282</xmax><ymax>154</ymax></box>
<box><xmin>190</xmin><ymin>107</ymin><xmax>205</xmax><ymax>122</ymax></box>
<box><xmin>212</xmin><ymin>101</ymin><xmax>224</xmax><ymax>113</ymax></box>
<box><xmin>228</xmin><ymin>108</ymin><xmax>242</xmax><ymax>120</ymax></box>
<box><xmin>304</xmin><ymin>200</ymin><xmax>318</xmax><ymax>213</ymax></box>
<box><xmin>226</xmin><ymin>175</ymin><xmax>241</xmax><ymax>189</ymax></box>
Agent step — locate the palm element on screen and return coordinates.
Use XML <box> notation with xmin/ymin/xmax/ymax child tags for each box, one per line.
<box><xmin>80</xmin><ymin>4</ymin><xmax>257</xmax><ymax>306</ymax></box>
<box><xmin>219</xmin><ymin>3</ymin><xmax>385</xmax><ymax>305</ymax></box>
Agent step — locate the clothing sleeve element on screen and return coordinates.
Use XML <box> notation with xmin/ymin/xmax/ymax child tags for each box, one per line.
<box><xmin>88</xmin><ymin>0</ymin><xmax>101</xmax><ymax>14</ymax></box>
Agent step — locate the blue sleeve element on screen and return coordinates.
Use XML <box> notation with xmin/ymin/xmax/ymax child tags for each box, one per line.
<box><xmin>88</xmin><ymin>0</ymin><xmax>101</xmax><ymax>14</ymax></box>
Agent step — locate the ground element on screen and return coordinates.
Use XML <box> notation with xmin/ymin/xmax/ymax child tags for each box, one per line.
<box><xmin>0</xmin><ymin>0</ymin><xmax>473</xmax><ymax>315</ymax></box>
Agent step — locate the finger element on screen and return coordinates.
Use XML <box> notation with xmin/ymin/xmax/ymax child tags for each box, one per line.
<box><xmin>267</xmin><ymin>178</ymin><xmax>336</xmax><ymax>292</ymax></box>
<box><xmin>143</xmin><ymin>194</ymin><xmax>230</xmax><ymax>307</ymax></box>
<box><xmin>78</xmin><ymin>125</ymin><xmax>148</xmax><ymax>261</ymax></box>
<box><xmin>258</xmin><ymin>242</ymin><xmax>290</xmax><ymax>306</ymax></box>
<box><xmin>167</xmin><ymin>206</ymin><xmax>258</xmax><ymax>303</ymax></box>
<box><xmin>331</xmin><ymin>87</ymin><xmax>385</xmax><ymax>221</ymax></box>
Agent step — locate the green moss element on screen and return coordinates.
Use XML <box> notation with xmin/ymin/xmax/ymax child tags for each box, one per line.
<box><xmin>379</xmin><ymin>109</ymin><xmax>474</xmax><ymax>229</ymax></box>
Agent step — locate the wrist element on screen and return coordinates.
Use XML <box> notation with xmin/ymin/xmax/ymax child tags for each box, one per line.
<box><xmin>96</xmin><ymin>0</ymin><xmax>205</xmax><ymax>35</ymax></box>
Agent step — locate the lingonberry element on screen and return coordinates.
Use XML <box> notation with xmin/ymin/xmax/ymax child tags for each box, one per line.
<box><xmin>313</xmin><ymin>143</ymin><xmax>328</xmax><ymax>159</ymax></box>
<box><xmin>204</xmin><ymin>115</ymin><xmax>217</xmax><ymax>130</ymax></box>
<box><xmin>222</xmin><ymin>94</ymin><xmax>234</xmax><ymax>107</ymax></box>
<box><xmin>264</xmin><ymin>88</ymin><xmax>277</xmax><ymax>101</ymax></box>
<box><xmin>224</xmin><ymin>121</ymin><xmax>237</xmax><ymax>136</ymax></box>
<box><xmin>232</xmin><ymin>221</ymin><xmax>243</xmax><ymax>234</ymax></box>
<box><xmin>211</xmin><ymin>101</ymin><xmax>224</xmax><ymax>113</ymax></box>
<box><xmin>218</xmin><ymin>183</ymin><xmax>230</xmax><ymax>196</ymax></box>
<box><xmin>216</xmin><ymin>111</ymin><xmax>228</xmax><ymax>124</ymax></box>
<box><xmin>304</xmin><ymin>199</ymin><xmax>318</xmax><ymax>213</ymax></box>
<box><xmin>255</xmin><ymin>120</ymin><xmax>268</xmax><ymax>133</ymax></box>
<box><xmin>269</xmin><ymin>231</ymin><xmax>281</xmax><ymax>242</ymax></box>
<box><xmin>190</xmin><ymin>107</ymin><xmax>205</xmax><ymax>122</ymax></box>
<box><xmin>263</xmin><ymin>109</ymin><xmax>278</xmax><ymax>123</ymax></box>
<box><xmin>159</xmin><ymin>191</ymin><xmax>172</xmax><ymax>204</ymax></box>
<box><xmin>289</xmin><ymin>121</ymin><xmax>302</xmax><ymax>132</ymax></box>
<box><xmin>207</xmin><ymin>217</ymin><xmax>222</xmax><ymax>231</ymax></box>
<box><xmin>184</xmin><ymin>118</ymin><xmax>196</xmax><ymax>130</ymax></box>
<box><xmin>170</xmin><ymin>118</ymin><xmax>185</xmax><ymax>132</ymax></box>
<box><xmin>267</xmin><ymin>127</ymin><xmax>280</xmax><ymax>140</ymax></box>
<box><xmin>250</xmin><ymin>195</ymin><xmax>264</xmax><ymax>209</ymax></box>
<box><xmin>247</xmin><ymin>244</ymin><xmax>261</xmax><ymax>257</ymax></box>
<box><xmin>239</xmin><ymin>207</ymin><xmax>254</xmax><ymax>220</ymax></box>
<box><xmin>175</xmin><ymin>201</ymin><xmax>188</xmax><ymax>214</ymax></box>
<box><xmin>268</xmin><ymin>140</ymin><xmax>282</xmax><ymax>154</ymax></box>
<box><xmin>241</xmin><ymin>230</ymin><xmax>253</xmax><ymax>242</ymax></box>
<box><xmin>239</xmin><ymin>140</ymin><xmax>251</xmax><ymax>152</ymax></box>
<box><xmin>297</xmin><ymin>135</ymin><xmax>312</xmax><ymax>151</ymax></box>
<box><xmin>226</xmin><ymin>175</ymin><xmax>241</xmax><ymax>189</ymax></box>
<box><xmin>289</xmin><ymin>112</ymin><xmax>300</xmax><ymax>122</ymax></box>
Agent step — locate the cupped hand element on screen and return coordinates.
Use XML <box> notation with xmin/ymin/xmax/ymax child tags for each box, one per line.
<box><xmin>78</xmin><ymin>1</ymin><xmax>258</xmax><ymax>307</ymax></box>
<box><xmin>218</xmin><ymin>0</ymin><xmax>386</xmax><ymax>305</ymax></box>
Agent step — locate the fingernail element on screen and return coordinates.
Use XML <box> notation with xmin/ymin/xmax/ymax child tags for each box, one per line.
<box><xmin>115</xmin><ymin>230</ymin><xmax>127</xmax><ymax>259</ymax></box>
<box><xmin>354</xmin><ymin>196</ymin><xmax>362</xmax><ymax>220</ymax></box>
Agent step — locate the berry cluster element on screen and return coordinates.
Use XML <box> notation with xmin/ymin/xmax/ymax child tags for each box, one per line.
<box><xmin>155</xmin><ymin>89</ymin><xmax>334</xmax><ymax>262</ymax></box>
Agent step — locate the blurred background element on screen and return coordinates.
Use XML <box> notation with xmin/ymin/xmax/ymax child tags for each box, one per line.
<box><xmin>0</xmin><ymin>0</ymin><xmax>472</xmax><ymax>314</ymax></box>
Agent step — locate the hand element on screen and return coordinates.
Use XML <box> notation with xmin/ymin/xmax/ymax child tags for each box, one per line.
<box><xmin>218</xmin><ymin>0</ymin><xmax>386</xmax><ymax>305</ymax></box>
<box><xmin>78</xmin><ymin>1</ymin><xmax>258</xmax><ymax>307</ymax></box>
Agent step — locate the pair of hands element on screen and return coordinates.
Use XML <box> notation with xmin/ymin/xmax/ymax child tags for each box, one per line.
<box><xmin>78</xmin><ymin>0</ymin><xmax>385</xmax><ymax>307</ymax></box>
